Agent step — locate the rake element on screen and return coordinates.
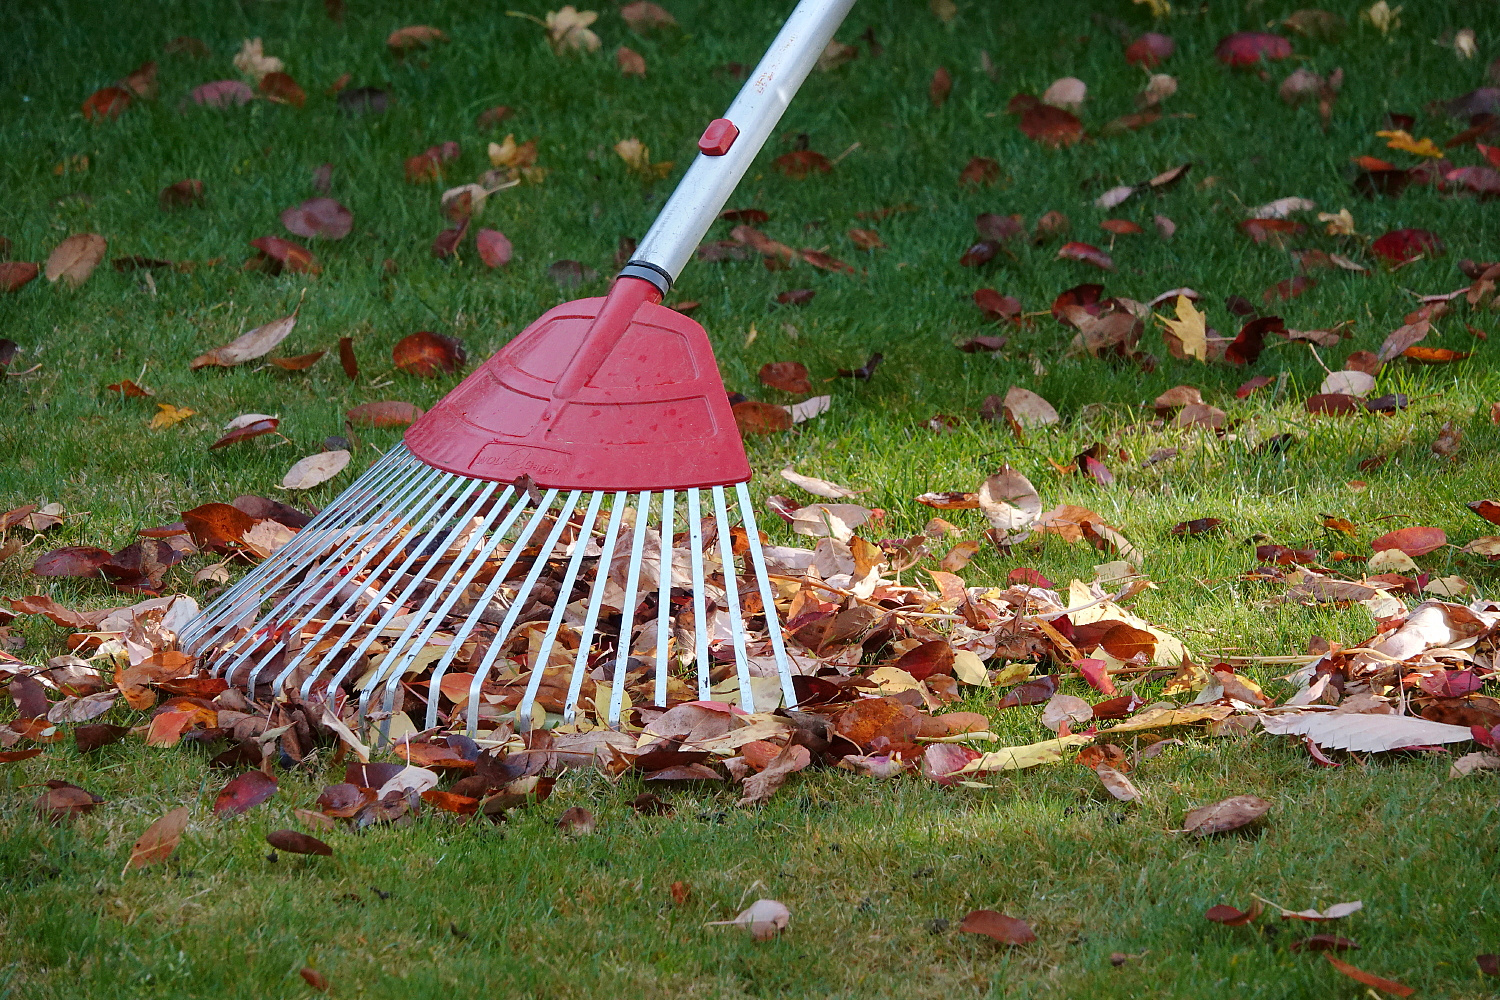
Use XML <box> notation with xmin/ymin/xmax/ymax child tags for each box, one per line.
<box><xmin>178</xmin><ymin>0</ymin><xmax>858</xmax><ymax>741</ymax></box>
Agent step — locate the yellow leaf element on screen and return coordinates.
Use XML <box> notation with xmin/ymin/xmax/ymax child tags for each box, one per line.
<box><xmin>1103</xmin><ymin>703</ymin><xmax>1232</xmax><ymax>734</ymax></box>
<box><xmin>1155</xmin><ymin>294</ymin><xmax>1206</xmax><ymax>362</ymax></box>
<box><xmin>1318</xmin><ymin>208</ymin><xmax>1356</xmax><ymax>236</ymax></box>
<box><xmin>149</xmin><ymin>403</ymin><xmax>196</xmax><ymax>430</ymax></box>
<box><xmin>953</xmin><ymin>650</ymin><xmax>990</xmax><ymax>687</ymax></box>
<box><xmin>613</xmin><ymin>138</ymin><xmax>673</xmax><ymax>179</ymax></box>
<box><xmin>1376</xmin><ymin>129</ymin><xmax>1443</xmax><ymax>159</ymax></box>
<box><xmin>545</xmin><ymin>6</ymin><xmax>600</xmax><ymax>52</ymax></box>
<box><xmin>1133</xmin><ymin>0</ymin><xmax>1170</xmax><ymax>16</ymax></box>
<box><xmin>232</xmin><ymin>38</ymin><xmax>283</xmax><ymax>83</ymax></box>
<box><xmin>1361</xmin><ymin>1</ymin><xmax>1401</xmax><ymax>34</ymax></box>
<box><xmin>958</xmin><ymin>734</ymin><xmax>1092</xmax><ymax>774</ymax></box>
<box><xmin>992</xmin><ymin>661</ymin><xmax>1034</xmax><ymax>686</ymax></box>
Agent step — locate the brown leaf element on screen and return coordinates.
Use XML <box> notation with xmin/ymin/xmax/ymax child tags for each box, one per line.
<box><xmin>44</xmin><ymin>234</ymin><xmax>106</xmax><ymax>288</ymax></box>
<box><xmin>958</xmin><ymin>157</ymin><xmax>1000</xmax><ymax>186</ymax></box>
<box><xmin>0</xmin><ymin>261</ymin><xmax>39</xmax><ymax>293</ymax></box>
<box><xmin>126</xmin><ymin>806</ymin><xmax>190</xmax><ymax>869</ymax></box>
<box><xmin>249</xmin><ymin>236</ymin><xmax>320</xmax><ymax>275</ymax></box>
<box><xmin>1205</xmin><ymin>901</ymin><xmax>1263</xmax><ymax>926</ymax></box>
<box><xmin>1325</xmin><ymin>956</ymin><xmax>1414</xmax><ymax>997</ymax></box>
<box><xmin>266</xmin><ymin>829</ymin><xmax>333</xmax><ymax>855</ymax></box>
<box><xmin>929</xmin><ymin>66</ymin><xmax>952</xmax><ymax>108</ymax></box>
<box><xmin>300</xmin><ymin>968</ymin><xmax>330</xmax><ymax>991</ymax></box>
<box><xmin>774</xmin><ymin>150</ymin><xmax>832</xmax><ymax>179</ymax></box>
<box><xmin>556</xmin><ymin>806</ymin><xmax>597</xmax><ymax>834</ymax></box>
<box><xmin>476</xmin><ymin>228</ymin><xmax>512</xmax><ymax>268</ymax></box>
<box><xmin>347</xmin><ymin>400</ymin><xmax>423</xmax><ymax>427</ymax></box>
<box><xmin>393</xmin><ymin>332</ymin><xmax>467</xmax><ymax>377</ymax></box>
<box><xmin>959</xmin><ymin>910</ymin><xmax>1037</xmax><ymax>944</ymax></box>
<box><xmin>621</xmin><ymin>1</ymin><xmax>676</xmax><ymax>30</ymax></box>
<box><xmin>75</xmin><ymin>723</ymin><xmax>130</xmax><ymax>752</ymax></box>
<box><xmin>35</xmin><ymin>781</ymin><xmax>104</xmax><ymax>823</ymax></box>
<box><xmin>737</xmin><ymin>744</ymin><xmax>812</xmax><ymax>806</ymax></box>
<box><xmin>1292</xmin><ymin>934</ymin><xmax>1358</xmax><ymax>952</ymax></box>
<box><xmin>759</xmin><ymin>361</ymin><xmax>811</xmax><ymax>395</ymax></box>
<box><xmin>616</xmin><ymin>45</ymin><xmax>647</xmax><ymax>76</ymax></box>
<box><xmin>214</xmin><ymin>770</ymin><xmax>277</xmax><ymax>815</ymax></box>
<box><xmin>732</xmin><ymin>400</ymin><xmax>792</xmax><ymax>435</ymax></box>
<box><xmin>259</xmin><ymin>71</ymin><xmax>306</xmax><ymax>107</ymax></box>
<box><xmin>777</xmin><ymin>289</ymin><xmax>816</xmax><ymax>305</ymax></box>
<box><xmin>159</xmin><ymin>179</ymin><xmax>205</xmax><ymax>210</ymax></box>
<box><xmin>181</xmin><ymin>502</ymin><xmax>258</xmax><ymax>551</ymax></box>
<box><xmin>848</xmin><ymin>228</ymin><xmax>884</xmax><ymax>250</ymax></box>
<box><xmin>387</xmin><ymin>25</ymin><xmax>449</xmax><ymax>53</ymax></box>
<box><xmin>268</xmin><ymin>350</ymin><xmax>325</xmax><ymax>371</ymax></box>
<box><xmin>1182</xmin><ymin>795</ymin><xmax>1270</xmax><ymax>836</ymax></box>
<box><xmin>338</xmin><ymin>337</ymin><xmax>358</xmax><ymax>380</ymax></box>
<box><xmin>190</xmin><ymin>313</ymin><xmax>297</xmax><ymax>369</ymax></box>
<box><xmin>83</xmin><ymin>86</ymin><xmax>133</xmax><ymax>120</ymax></box>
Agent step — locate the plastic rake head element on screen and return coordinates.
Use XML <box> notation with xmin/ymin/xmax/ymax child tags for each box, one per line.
<box><xmin>178</xmin><ymin>445</ymin><xmax>797</xmax><ymax>742</ymax></box>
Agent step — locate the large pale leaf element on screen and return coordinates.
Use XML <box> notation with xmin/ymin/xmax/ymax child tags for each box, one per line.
<box><xmin>977</xmin><ymin>467</ymin><xmax>1040</xmax><ymax>532</ymax></box>
<box><xmin>190</xmin><ymin>314</ymin><xmax>297</xmax><ymax>369</ymax></box>
<box><xmin>1259</xmin><ymin>710</ymin><xmax>1474</xmax><ymax>751</ymax></box>
<box><xmin>45</xmin><ymin>233</ymin><xmax>107</xmax><ymax>288</ymax></box>
<box><xmin>957</xmin><ymin>734</ymin><xmax>1091</xmax><ymax>773</ymax></box>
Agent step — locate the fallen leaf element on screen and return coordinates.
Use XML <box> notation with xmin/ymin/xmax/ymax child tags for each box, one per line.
<box><xmin>1019</xmin><ymin>104</ymin><xmax>1084</xmax><ymax>146</ymax></box>
<box><xmin>280</xmin><ymin>198</ymin><xmax>352</xmax><ymax>240</ymax></box>
<box><xmin>190</xmin><ymin>313</ymin><xmax>296</xmax><ymax>369</ymax></box>
<box><xmin>44</xmin><ymin>234</ymin><xmax>106</xmax><ymax>288</ymax></box>
<box><xmin>126</xmin><ymin>806</ymin><xmax>190</xmax><ymax>870</ymax></box>
<box><xmin>1125</xmin><ymin>33</ymin><xmax>1175</xmax><ymax>68</ymax></box>
<box><xmin>1260</xmin><ymin>711</ymin><xmax>1472</xmax><ymax>752</ymax></box>
<box><xmin>1057</xmin><ymin>242</ymin><xmax>1114</xmax><ymax>270</ymax></box>
<box><xmin>209</xmin><ymin>415</ymin><xmax>280</xmax><ymax>449</ymax></box>
<box><xmin>1215</xmin><ymin>31</ymin><xmax>1293</xmax><ymax>67</ymax></box>
<box><xmin>1325</xmin><ymin>955</ymin><xmax>1414</xmax><ymax>998</ymax></box>
<box><xmin>393</xmin><ymin>332</ymin><xmax>466</xmax><ymax>377</ymax></box>
<box><xmin>347</xmin><ymin>401</ymin><xmax>423</xmax><ymax>427</ymax></box>
<box><xmin>0</xmin><ymin>262</ymin><xmax>40</xmax><ymax>293</ymax></box>
<box><xmin>214</xmin><ymin>770</ymin><xmax>277</xmax><ymax>815</ymax></box>
<box><xmin>1371</xmin><ymin>228</ymin><xmax>1444</xmax><ymax>265</ymax></box>
<box><xmin>266</xmin><ymin>829</ymin><xmax>333</xmax><ymax>855</ymax></box>
<box><xmin>191</xmin><ymin>80</ymin><xmax>254</xmax><ymax>108</ymax></box>
<box><xmin>282</xmin><ymin>450</ymin><xmax>351</xmax><ymax>490</ymax></box>
<box><xmin>621</xmin><ymin>2</ymin><xmax>675</xmax><ymax>30</ymax></box>
<box><xmin>249</xmin><ymin>236</ymin><xmax>320</xmax><ymax>274</ymax></box>
<box><xmin>1158</xmin><ymin>294</ymin><xmax>1207</xmax><ymax>362</ymax></box>
<box><xmin>706</xmin><ymin>899</ymin><xmax>789</xmax><ymax>940</ymax></box>
<box><xmin>759</xmin><ymin>361</ymin><xmax>812</xmax><ymax>395</ymax></box>
<box><xmin>1094</xmin><ymin>764</ymin><xmax>1143</xmax><ymax>802</ymax></box>
<box><xmin>1182</xmin><ymin>795</ymin><xmax>1270</xmax><ymax>836</ymax></box>
<box><xmin>1370</xmin><ymin>526</ymin><xmax>1446</xmax><ymax>557</ymax></box>
<box><xmin>959</xmin><ymin>910</ymin><xmax>1037</xmax><ymax>945</ymax></box>
<box><xmin>1206</xmin><ymin>901</ymin><xmax>1263</xmax><ymax>926</ymax></box>
<box><xmin>149</xmin><ymin>403</ymin><xmax>196</xmax><ymax>430</ymax></box>
<box><xmin>733</xmin><ymin>400</ymin><xmax>792</xmax><ymax>435</ymax></box>
<box><xmin>476</xmin><ymin>229</ymin><xmax>512</xmax><ymax>268</ymax></box>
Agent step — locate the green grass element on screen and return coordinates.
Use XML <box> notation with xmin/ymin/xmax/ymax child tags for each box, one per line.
<box><xmin>3</xmin><ymin>0</ymin><xmax>1500</xmax><ymax>996</ymax></box>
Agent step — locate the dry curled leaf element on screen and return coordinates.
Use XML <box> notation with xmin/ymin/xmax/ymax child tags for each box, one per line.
<box><xmin>960</xmin><ymin>910</ymin><xmax>1037</xmax><ymax>945</ymax></box>
<box><xmin>706</xmin><ymin>899</ymin><xmax>789</xmax><ymax>940</ymax></box>
<box><xmin>282</xmin><ymin>450</ymin><xmax>351</xmax><ymax>490</ymax></box>
<box><xmin>1182</xmin><ymin>795</ymin><xmax>1270</xmax><ymax>836</ymax></box>
<box><xmin>126</xmin><ymin>806</ymin><xmax>190</xmax><ymax>870</ymax></box>
<box><xmin>190</xmin><ymin>313</ymin><xmax>296</xmax><ymax>369</ymax></box>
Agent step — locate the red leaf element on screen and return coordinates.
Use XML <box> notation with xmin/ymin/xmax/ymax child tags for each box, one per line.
<box><xmin>476</xmin><ymin>228</ymin><xmax>512</xmax><ymax>267</ymax></box>
<box><xmin>249</xmin><ymin>236</ymin><xmax>320</xmax><ymax>275</ymax></box>
<box><xmin>959</xmin><ymin>910</ymin><xmax>1037</xmax><ymax>944</ymax></box>
<box><xmin>1371</xmin><ymin>228</ymin><xmax>1444</xmax><ymax>265</ymax></box>
<box><xmin>777</xmin><ymin>289</ymin><xmax>815</xmax><ymax>305</ymax></box>
<box><xmin>1074</xmin><ymin>658</ymin><xmax>1116</xmax><ymax>696</ymax></box>
<box><xmin>721</xmin><ymin>208</ymin><xmax>770</xmax><ymax>224</ymax></box>
<box><xmin>1226</xmin><ymin>316</ymin><xmax>1284</xmax><ymax>365</ymax></box>
<box><xmin>800</xmin><ymin>249</ymin><xmax>853</xmax><ymax>273</ymax></box>
<box><xmin>1019</xmin><ymin>105</ymin><xmax>1084</xmax><ymax>147</ymax></box>
<box><xmin>181</xmin><ymin>503</ymin><xmax>259</xmax><ymax>551</ymax></box>
<box><xmin>1125</xmin><ymin>32</ymin><xmax>1175</xmax><ymax>68</ymax></box>
<box><xmin>929</xmin><ymin>66</ymin><xmax>952</xmax><ymax>108</ymax></box>
<box><xmin>1205</xmin><ymin>903</ymin><xmax>1261</xmax><ymax>926</ymax></box>
<box><xmin>0</xmin><ymin>262</ymin><xmax>39</xmax><ymax>293</ymax></box>
<box><xmin>1236</xmin><ymin>375</ymin><xmax>1273</xmax><ymax>398</ymax></box>
<box><xmin>960</xmin><ymin>241</ymin><xmax>999</xmax><ymax>267</ymax></box>
<box><xmin>393</xmin><ymin>332</ymin><xmax>466</xmax><ymax>377</ymax></box>
<box><xmin>974</xmin><ymin>288</ymin><xmax>1021</xmax><ymax>320</ymax></box>
<box><xmin>159</xmin><ymin>179</ymin><xmax>205</xmax><ymax>210</ymax></box>
<box><xmin>773</xmin><ymin>150</ymin><xmax>832</xmax><ymax>179</ymax></box>
<box><xmin>1240</xmin><ymin>219</ymin><xmax>1304</xmax><ymax>243</ymax></box>
<box><xmin>1467</xmin><ymin>500</ymin><xmax>1500</xmax><ymax>526</ymax></box>
<box><xmin>1324</xmin><ymin>955</ymin><xmax>1414</xmax><ymax>998</ymax></box>
<box><xmin>346</xmin><ymin>401</ymin><xmax>423</xmax><ymax>427</ymax></box>
<box><xmin>214</xmin><ymin>770</ymin><xmax>277</xmax><ymax>815</ymax></box>
<box><xmin>209</xmin><ymin>418</ymin><xmax>280</xmax><ymax>449</ymax></box>
<box><xmin>1215</xmin><ymin>32</ymin><xmax>1293</xmax><ymax>67</ymax></box>
<box><xmin>1007</xmin><ymin>567</ymin><xmax>1053</xmax><ymax>588</ymax></box>
<box><xmin>32</xmin><ymin>546</ymin><xmax>112</xmax><ymax>577</ymax></box>
<box><xmin>1051</xmin><ymin>283</ymin><xmax>1104</xmax><ymax>326</ymax></box>
<box><xmin>279</xmin><ymin>198</ymin><xmax>352</xmax><ymax>240</ymax></box>
<box><xmin>266</xmin><ymin>829</ymin><xmax>333</xmax><ymax>855</ymax></box>
<box><xmin>1100</xmin><ymin>219</ymin><xmax>1144</xmax><ymax>235</ymax></box>
<box><xmin>82</xmin><ymin>86</ymin><xmax>132</xmax><ymax>121</ymax></box>
<box><xmin>1370</xmin><ymin>525</ymin><xmax>1446</xmax><ymax>557</ymax></box>
<box><xmin>431</xmin><ymin>220</ymin><xmax>469</xmax><ymax>259</ymax></box>
<box><xmin>1056</xmin><ymin>242</ymin><xmax>1114</xmax><ymax>270</ymax></box>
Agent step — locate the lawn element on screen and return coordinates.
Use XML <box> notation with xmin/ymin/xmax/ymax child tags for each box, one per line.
<box><xmin>2</xmin><ymin>0</ymin><xmax>1500</xmax><ymax>996</ymax></box>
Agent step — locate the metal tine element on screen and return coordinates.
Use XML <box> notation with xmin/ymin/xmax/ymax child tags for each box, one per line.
<box><xmin>713</xmin><ymin>485</ymin><xmax>755</xmax><ymax>713</ymax></box>
<box><xmin>385</xmin><ymin>488</ymin><xmax>577</xmax><ymax>730</ymax></box>
<box><xmin>308</xmin><ymin>480</ymin><xmax>521</xmax><ymax>706</ymax></box>
<box><xmin>181</xmin><ymin>447</ymin><xmax>415</xmax><ymax>647</ymax></box>
<box><xmin>687</xmin><ymin>489</ymin><xmax>711</xmax><ymax>700</ymax></box>
<box><xmin>427</xmin><ymin>488</ymin><xmax>592</xmax><ymax>732</ymax></box>
<box><xmin>510</xmin><ymin>491</ymin><xmax>603</xmax><ymax>733</ymax></box>
<box><xmin>195</xmin><ymin>455</ymin><xmax>443</xmax><ymax>664</ymax></box>
<box><xmin>559</xmin><ymin>493</ymin><xmax>628</xmax><ymax>727</ymax></box>
<box><xmin>237</xmin><ymin>472</ymin><xmax>489</xmax><ymax>694</ymax></box>
<box><xmin>738</xmin><ymin>481</ymin><xmax>798</xmax><ymax>710</ymax></box>
<box><xmin>367</xmin><ymin>488</ymin><xmax>562</xmax><ymax>743</ymax></box>
<box><xmin>220</xmin><ymin>465</ymin><xmax>473</xmax><ymax>691</ymax></box>
<box><xmin>653</xmin><ymin>489</ymin><xmax>676</xmax><ymax>708</ymax></box>
<box><xmin>454</xmin><ymin>490</ymin><xmax>573</xmax><ymax>735</ymax></box>
<box><xmin>608</xmin><ymin>492</ymin><xmax>653</xmax><ymax>726</ymax></box>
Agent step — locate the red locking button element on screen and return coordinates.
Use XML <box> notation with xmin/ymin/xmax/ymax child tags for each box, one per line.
<box><xmin>697</xmin><ymin>118</ymin><xmax>739</xmax><ymax>156</ymax></box>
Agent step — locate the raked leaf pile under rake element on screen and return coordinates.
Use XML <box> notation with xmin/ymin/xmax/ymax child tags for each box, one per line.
<box><xmin>179</xmin><ymin>0</ymin><xmax>860</xmax><ymax>741</ymax></box>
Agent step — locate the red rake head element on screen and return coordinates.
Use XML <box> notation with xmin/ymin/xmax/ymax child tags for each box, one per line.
<box><xmin>404</xmin><ymin>277</ymin><xmax>750</xmax><ymax>490</ymax></box>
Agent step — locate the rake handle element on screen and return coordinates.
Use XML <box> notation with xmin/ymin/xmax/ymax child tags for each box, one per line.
<box><xmin>622</xmin><ymin>0</ymin><xmax>858</xmax><ymax>290</ymax></box>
